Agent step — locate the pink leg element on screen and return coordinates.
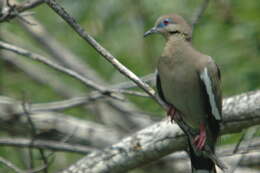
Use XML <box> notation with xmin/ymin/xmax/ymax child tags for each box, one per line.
<box><xmin>167</xmin><ymin>106</ymin><xmax>177</xmax><ymax>123</ymax></box>
<box><xmin>193</xmin><ymin>123</ymin><xmax>206</xmax><ymax>150</ymax></box>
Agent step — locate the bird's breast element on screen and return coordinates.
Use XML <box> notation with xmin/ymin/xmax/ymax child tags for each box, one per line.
<box><xmin>158</xmin><ymin>59</ymin><xmax>206</xmax><ymax>128</ymax></box>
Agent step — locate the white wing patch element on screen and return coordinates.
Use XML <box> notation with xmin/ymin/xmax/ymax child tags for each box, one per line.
<box><xmin>200</xmin><ymin>68</ymin><xmax>221</xmax><ymax>120</ymax></box>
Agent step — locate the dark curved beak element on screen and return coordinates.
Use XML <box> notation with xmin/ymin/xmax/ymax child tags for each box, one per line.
<box><xmin>144</xmin><ymin>27</ymin><xmax>158</xmax><ymax>37</ymax></box>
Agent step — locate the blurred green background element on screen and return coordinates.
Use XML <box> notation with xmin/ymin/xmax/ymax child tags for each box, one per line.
<box><xmin>1</xmin><ymin>0</ymin><xmax>260</xmax><ymax>172</ymax></box>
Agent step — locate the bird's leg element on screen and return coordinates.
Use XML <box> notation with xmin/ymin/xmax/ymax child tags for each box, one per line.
<box><xmin>193</xmin><ymin>123</ymin><xmax>206</xmax><ymax>150</ymax></box>
<box><xmin>167</xmin><ymin>105</ymin><xmax>178</xmax><ymax>123</ymax></box>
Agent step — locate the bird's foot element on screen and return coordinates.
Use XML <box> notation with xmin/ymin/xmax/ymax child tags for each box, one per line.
<box><xmin>193</xmin><ymin>123</ymin><xmax>206</xmax><ymax>150</ymax></box>
<box><xmin>167</xmin><ymin>106</ymin><xmax>178</xmax><ymax>123</ymax></box>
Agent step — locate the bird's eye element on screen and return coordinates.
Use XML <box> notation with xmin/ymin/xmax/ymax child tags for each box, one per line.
<box><xmin>157</xmin><ymin>18</ymin><xmax>172</xmax><ymax>28</ymax></box>
<box><xmin>163</xmin><ymin>19</ymin><xmax>170</xmax><ymax>25</ymax></box>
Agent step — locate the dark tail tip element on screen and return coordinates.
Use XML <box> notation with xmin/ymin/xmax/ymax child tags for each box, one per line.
<box><xmin>188</xmin><ymin>141</ymin><xmax>216</xmax><ymax>173</ymax></box>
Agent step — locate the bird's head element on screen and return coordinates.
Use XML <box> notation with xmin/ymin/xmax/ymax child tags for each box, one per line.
<box><xmin>144</xmin><ymin>14</ymin><xmax>192</xmax><ymax>41</ymax></box>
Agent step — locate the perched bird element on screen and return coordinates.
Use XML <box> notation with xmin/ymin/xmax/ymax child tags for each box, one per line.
<box><xmin>144</xmin><ymin>14</ymin><xmax>222</xmax><ymax>172</ymax></box>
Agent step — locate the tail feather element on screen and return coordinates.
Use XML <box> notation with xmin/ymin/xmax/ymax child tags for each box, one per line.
<box><xmin>188</xmin><ymin>140</ymin><xmax>216</xmax><ymax>173</ymax></box>
<box><xmin>188</xmin><ymin>118</ymin><xmax>220</xmax><ymax>173</ymax></box>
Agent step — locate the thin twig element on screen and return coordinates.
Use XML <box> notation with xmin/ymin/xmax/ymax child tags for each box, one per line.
<box><xmin>29</xmin><ymin>165</ymin><xmax>50</xmax><ymax>173</ymax></box>
<box><xmin>37</xmin><ymin>150</ymin><xmax>49</xmax><ymax>173</ymax></box>
<box><xmin>22</xmin><ymin>99</ymin><xmax>49</xmax><ymax>173</ymax></box>
<box><xmin>0</xmin><ymin>41</ymin><xmax>105</xmax><ymax>92</ymax></box>
<box><xmin>0</xmin><ymin>137</ymin><xmax>97</xmax><ymax>154</ymax></box>
<box><xmin>1</xmin><ymin>41</ymin><xmax>151</xmax><ymax>112</ymax></box>
<box><xmin>2</xmin><ymin>50</ymin><xmax>81</xmax><ymax>97</ymax></box>
<box><xmin>0</xmin><ymin>0</ymin><xmax>44</xmax><ymax>22</ymax></box>
<box><xmin>2</xmin><ymin>27</ymin><xmax>154</xmax><ymax>130</ymax></box>
<box><xmin>23</xmin><ymin>101</ymin><xmax>35</xmax><ymax>170</ymax></box>
<box><xmin>17</xmin><ymin>12</ymin><xmax>36</xmax><ymax>25</ymax></box>
<box><xmin>228</xmin><ymin>126</ymin><xmax>258</xmax><ymax>173</ymax></box>
<box><xmin>0</xmin><ymin>156</ymin><xmax>25</xmax><ymax>173</ymax></box>
<box><xmin>17</xmin><ymin>0</ymin><xmax>44</xmax><ymax>12</ymax></box>
<box><xmin>191</xmin><ymin>0</ymin><xmax>210</xmax><ymax>30</ymax></box>
<box><xmin>113</xmin><ymin>73</ymin><xmax>155</xmax><ymax>90</ymax></box>
<box><xmin>45</xmin><ymin>0</ymin><xmax>156</xmax><ymax>99</ymax></box>
<box><xmin>30</xmin><ymin>94</ymin><xmax>105</xmax><ymax>112</ymax></box>
<box><xmin>0</xmin><ymin>156</ymin><xmax>51</xmax><ymax>173</ymax></box>
<box><xmin>0</xmin><ymin>40</ymin><xmax>122</xmax><ymax>100</ymax></box>
<box><xmin>30</xmin><ymin>90</ymin><xmax>147</xmax><ymax>112</ymax></box>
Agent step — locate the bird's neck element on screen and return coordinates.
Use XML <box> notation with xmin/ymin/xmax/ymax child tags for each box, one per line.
<box><xmin>162</xmin><ymin>34</ymin><xmax>192</xmax><ymax>57</ymax></box>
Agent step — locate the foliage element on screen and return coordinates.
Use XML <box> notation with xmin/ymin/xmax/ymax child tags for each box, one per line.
<box><xmin>0</xmin><ymin>0</ymin><xmax>260</xmax><ymax>172</ymax></box>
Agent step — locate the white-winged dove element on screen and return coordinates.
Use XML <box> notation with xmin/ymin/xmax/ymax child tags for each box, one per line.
<box><xmin>144</xmin><ymin>14</ymin><xmax>222</xmax><ymax>173</ymax></box>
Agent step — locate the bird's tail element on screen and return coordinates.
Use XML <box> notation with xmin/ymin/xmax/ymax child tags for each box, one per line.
<box><xmin>188</xmin><ymin>140</ymin><xmax>216</xmax><ymax>173</ymax></box>
<box><xmin>188</xmin><ymin>119</ymin><xmax>220</xmax><ymax>173</ymax></box>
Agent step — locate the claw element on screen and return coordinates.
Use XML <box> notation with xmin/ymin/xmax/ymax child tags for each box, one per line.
<box><xmin>193</xmin><ymin>123</ymin><xmax>206</xmax><ymax>150</ymax></box>
<box><xmin>167</xmin><ymin>106</ymin><xmax>177</xmax><ymax>123</ymax></box>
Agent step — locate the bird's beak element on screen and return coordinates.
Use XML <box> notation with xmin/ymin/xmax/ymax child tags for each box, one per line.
<box><xmin>144</xmin><ymin>27</ymin><xmax>158</xmax><ymax>37</ymax></box>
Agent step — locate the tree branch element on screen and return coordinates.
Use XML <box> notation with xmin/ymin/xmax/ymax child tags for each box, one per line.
<box><xmin>0</xmin><ymin>156</ymin><xmax>48</xmax><ymax>173</ymax></box>
<box><xmin>191</xmin><ymin>0</ymin><xmax>210</xmax><ymax>29</ymax></box>
<box><xmin>0</xmin><ymin>137</ymin><xmax>97</xmax><ymax>154</ymax></box>
<box><xmin>0</xmin><ymin>107</ymin><xmax>121</xmax><ymax>147</ymax></box>
<box><xmin>0</xmin><ymin>0</ymin><xmax>44</xmax><ymax>22</ymax></box>
<box><xmin>2</xmin><ymin>28</ymin><xmax>154</xmax><ymax>131</ymax></box>
<box><xmin>61</xmin><ymin>90</ymin><xmax>260</xmax><ymax>173</ymax></box>
<box><xmin>1</xmin><ymin>50</ymin><xmax>80</xmax><ymax>97</ymax></box>
<box><xmin>1</xmin><ymin>43</ymin><xmax>151</xmax><ymax>112</ymax></box>
<box><xmin>44</xmin><ymin>0</ymin><xmax>156</xmax><ymax>100</ymax></box>
<box><xmin>146</xmin><ymin>138</ymin><xmax>260</xmax><ymax>173</ymax></box>
<box><xmin>0</xmin><ymin>156</ymin><xmax>25</xmax><ymax>173</ymax></box>
<box><xmin>0</xmin><ymin>41</ymin><xmax>108</xmax><ymax>93</ymax></box>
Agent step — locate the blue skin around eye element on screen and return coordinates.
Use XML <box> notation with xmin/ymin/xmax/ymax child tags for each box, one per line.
<box><xmin>157</xmin><ymin>18</ymin><xmax>174</xmax><ymax>28</ymax></box>
<box><xmin>157</xmin><ymin>22</ymin><xmax>165</xmax><ymax>28</ymax></box>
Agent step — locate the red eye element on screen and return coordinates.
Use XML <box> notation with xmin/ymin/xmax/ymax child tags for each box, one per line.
<box><xmin>163</xmin><ymin>19</ymin><xmax>169</xmax><ymax>25</ymax></box>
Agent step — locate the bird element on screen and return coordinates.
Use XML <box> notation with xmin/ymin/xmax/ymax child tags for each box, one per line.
<box><xmin>144</xmin><ymin>14</ymin><xmax>222</xmax><ymax>173</ymax></box>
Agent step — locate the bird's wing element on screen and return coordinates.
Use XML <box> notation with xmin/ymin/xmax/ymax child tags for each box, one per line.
<box><xmin>156</xmin><ymin>72</ymin><xmax>170</xmax><ymax>105</ymax></box>
<box><xmin>199</xmin><ymin>59</ymin><xmax>222</xmax><ymax>122</ymax></box>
